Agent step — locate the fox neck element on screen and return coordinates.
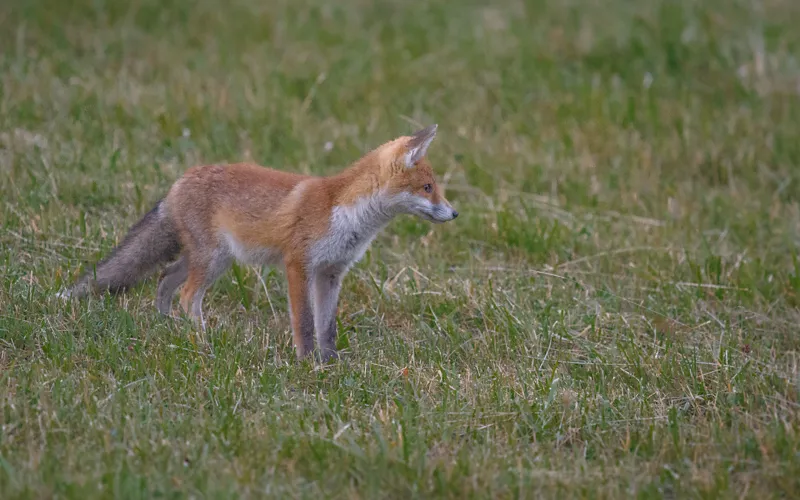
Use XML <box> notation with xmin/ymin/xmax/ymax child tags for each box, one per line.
<box><xmin>308</xmin><ymin>142</ymin><xmax>412</xmax><ymax>269</ymax></box>
<box><xmin>311</xmin><ymin>189</ymin><xmax>405</xmax><ymax>270</ymax></box>
<box><xmin>333</xmin><ymin>189</ymin><xmax>405</xmax><ymax>245</ymax></box>
<box><xmin>336</xmin><ymin>189</ymin><xmax>404</xmax><ymax>230</ymax></box>
<box><xmin>329</xmin><ymin>144</ymin><xmax>401</xmax><ymax>206</ymax></box>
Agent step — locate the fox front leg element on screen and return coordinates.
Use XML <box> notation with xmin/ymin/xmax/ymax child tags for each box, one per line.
<box><xmin>313</xmin><ymin>266</ymin><xmax>345</xmax><ymax>362</ymax></box>
<box><xmin>285</xmin><ymin>260</ymin><xmax>315</xmax><ymax>360</ymax></box>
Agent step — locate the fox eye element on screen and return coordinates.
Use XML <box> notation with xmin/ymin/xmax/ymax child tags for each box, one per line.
<box><xmin>423</xmin><ymin>184</ymin><xmax>432</xmax><ymax>193</ymax></box>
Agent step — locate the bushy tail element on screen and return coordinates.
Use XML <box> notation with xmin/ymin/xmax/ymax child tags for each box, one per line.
<box><xmin>59</xmin><ymin>200</ymin><xmax>181</xmax><ymax>299</ymax></box>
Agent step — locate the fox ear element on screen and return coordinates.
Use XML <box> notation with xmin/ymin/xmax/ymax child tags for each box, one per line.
<box><xmin>404</xmin><ymin>124</ymin><xmax>438</xmax><ymax>168</ymax></box>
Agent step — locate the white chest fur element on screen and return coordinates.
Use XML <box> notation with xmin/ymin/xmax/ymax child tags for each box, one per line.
<box><xmin>309</xmin><ymin>193</ymin><xmax>398</xmax><ymax>269</ymax></box>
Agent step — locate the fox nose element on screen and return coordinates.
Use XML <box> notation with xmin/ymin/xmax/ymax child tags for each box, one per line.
<box><xmin>452</xmin><ymin>210</ymin><xmax>459</xmax><ymax>219</ymax></box>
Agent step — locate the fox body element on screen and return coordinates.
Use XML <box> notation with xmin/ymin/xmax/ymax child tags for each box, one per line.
<box><xmin>59</xmin><ymin>125</ymin><xmax>457</xmax><ymax>361</ymax></box>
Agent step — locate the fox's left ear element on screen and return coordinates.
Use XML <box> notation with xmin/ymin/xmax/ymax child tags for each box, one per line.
<box><xmin>404</xmin><ymin>124</ymin><xmax>438</xmax><ymax>168</ymax></box>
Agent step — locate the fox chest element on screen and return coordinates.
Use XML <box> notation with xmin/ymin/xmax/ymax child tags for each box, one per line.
<box><xmin>309</xmin><ymin>205</ymin><xmax>388</xmax><ymax>269</ymax></box>
<box><xmin>310</xmin><ymin>226</ymin><xmax>378</xmax><ymax>268</ymax></box>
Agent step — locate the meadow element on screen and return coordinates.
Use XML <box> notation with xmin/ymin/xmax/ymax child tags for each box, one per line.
<box><xmin>2</xmin><ymin>0</ymin><xmax>800</xmax><ymax>497</ymax></box>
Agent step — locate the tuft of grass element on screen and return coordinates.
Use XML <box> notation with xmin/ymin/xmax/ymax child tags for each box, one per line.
<box><xmin>2</xmin><ymin>0</ymin><xmax>800</xmax><ymax>497</ymax></box>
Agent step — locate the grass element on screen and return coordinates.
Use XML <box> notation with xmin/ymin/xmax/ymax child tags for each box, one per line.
<box><xmin>2</xmin><ymin>0</ymin><xmax>800</xmax><ymax>497</ymax></box>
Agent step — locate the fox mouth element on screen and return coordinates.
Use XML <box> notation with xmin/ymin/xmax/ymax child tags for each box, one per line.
<box><xmin>418</xmin><ymin>209</ymin><xmax>457</xmax><ymax>224</ymax></box>
<box><xmin>424</xmin><ymin>214</ymin><xmax>446</xmax><ymax>224</ymax></box>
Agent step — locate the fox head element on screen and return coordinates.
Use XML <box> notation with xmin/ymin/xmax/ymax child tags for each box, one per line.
<box><xmin>384</xmin><ymin>124</ymin><xmax>458</xmax><ymax>224</ymax></box>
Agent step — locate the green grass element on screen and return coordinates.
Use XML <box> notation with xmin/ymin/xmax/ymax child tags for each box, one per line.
<box><xmin>2</xmin><ymin>0</ymin><xmax>800</xmax><ymax>497</ymax></box>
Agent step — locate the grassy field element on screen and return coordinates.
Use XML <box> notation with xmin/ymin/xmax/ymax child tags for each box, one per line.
<box><xmin>2</xmin><ymin>0</ymin><xmax>800</xmax><ymax>497</ymax></box>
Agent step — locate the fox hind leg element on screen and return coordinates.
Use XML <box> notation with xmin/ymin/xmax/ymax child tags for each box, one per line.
<box><xmin>156</xmin><ymin>255</ymin><xmax>188</xmax><ymax>316</ymax></box>
<box><xmin>180</xmin><ymin>252</ymin><xmax>231</xmax><ymax>331</ymax></box>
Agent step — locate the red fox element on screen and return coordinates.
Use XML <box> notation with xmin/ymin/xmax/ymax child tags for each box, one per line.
<box><xmin>59</xmin><ymin>125</ymin><xmax>457</xmax><ymax>361</ymax></box>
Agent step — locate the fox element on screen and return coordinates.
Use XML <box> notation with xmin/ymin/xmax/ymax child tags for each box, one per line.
<box><xmin>58</xmin><ymin>124</ymin><xmax>458</xmax><ymax>362</ymax></box>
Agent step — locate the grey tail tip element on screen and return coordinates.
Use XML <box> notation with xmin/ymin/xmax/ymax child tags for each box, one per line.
<box><xmin>55</xmin><ymin>282</ymin><xmax>85</xmax><ymax>301</ymax></box>
<box><xmin>55</xmin><ymin>287</ymin><xmax>73</xmax><ymax>301</ymax></box>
